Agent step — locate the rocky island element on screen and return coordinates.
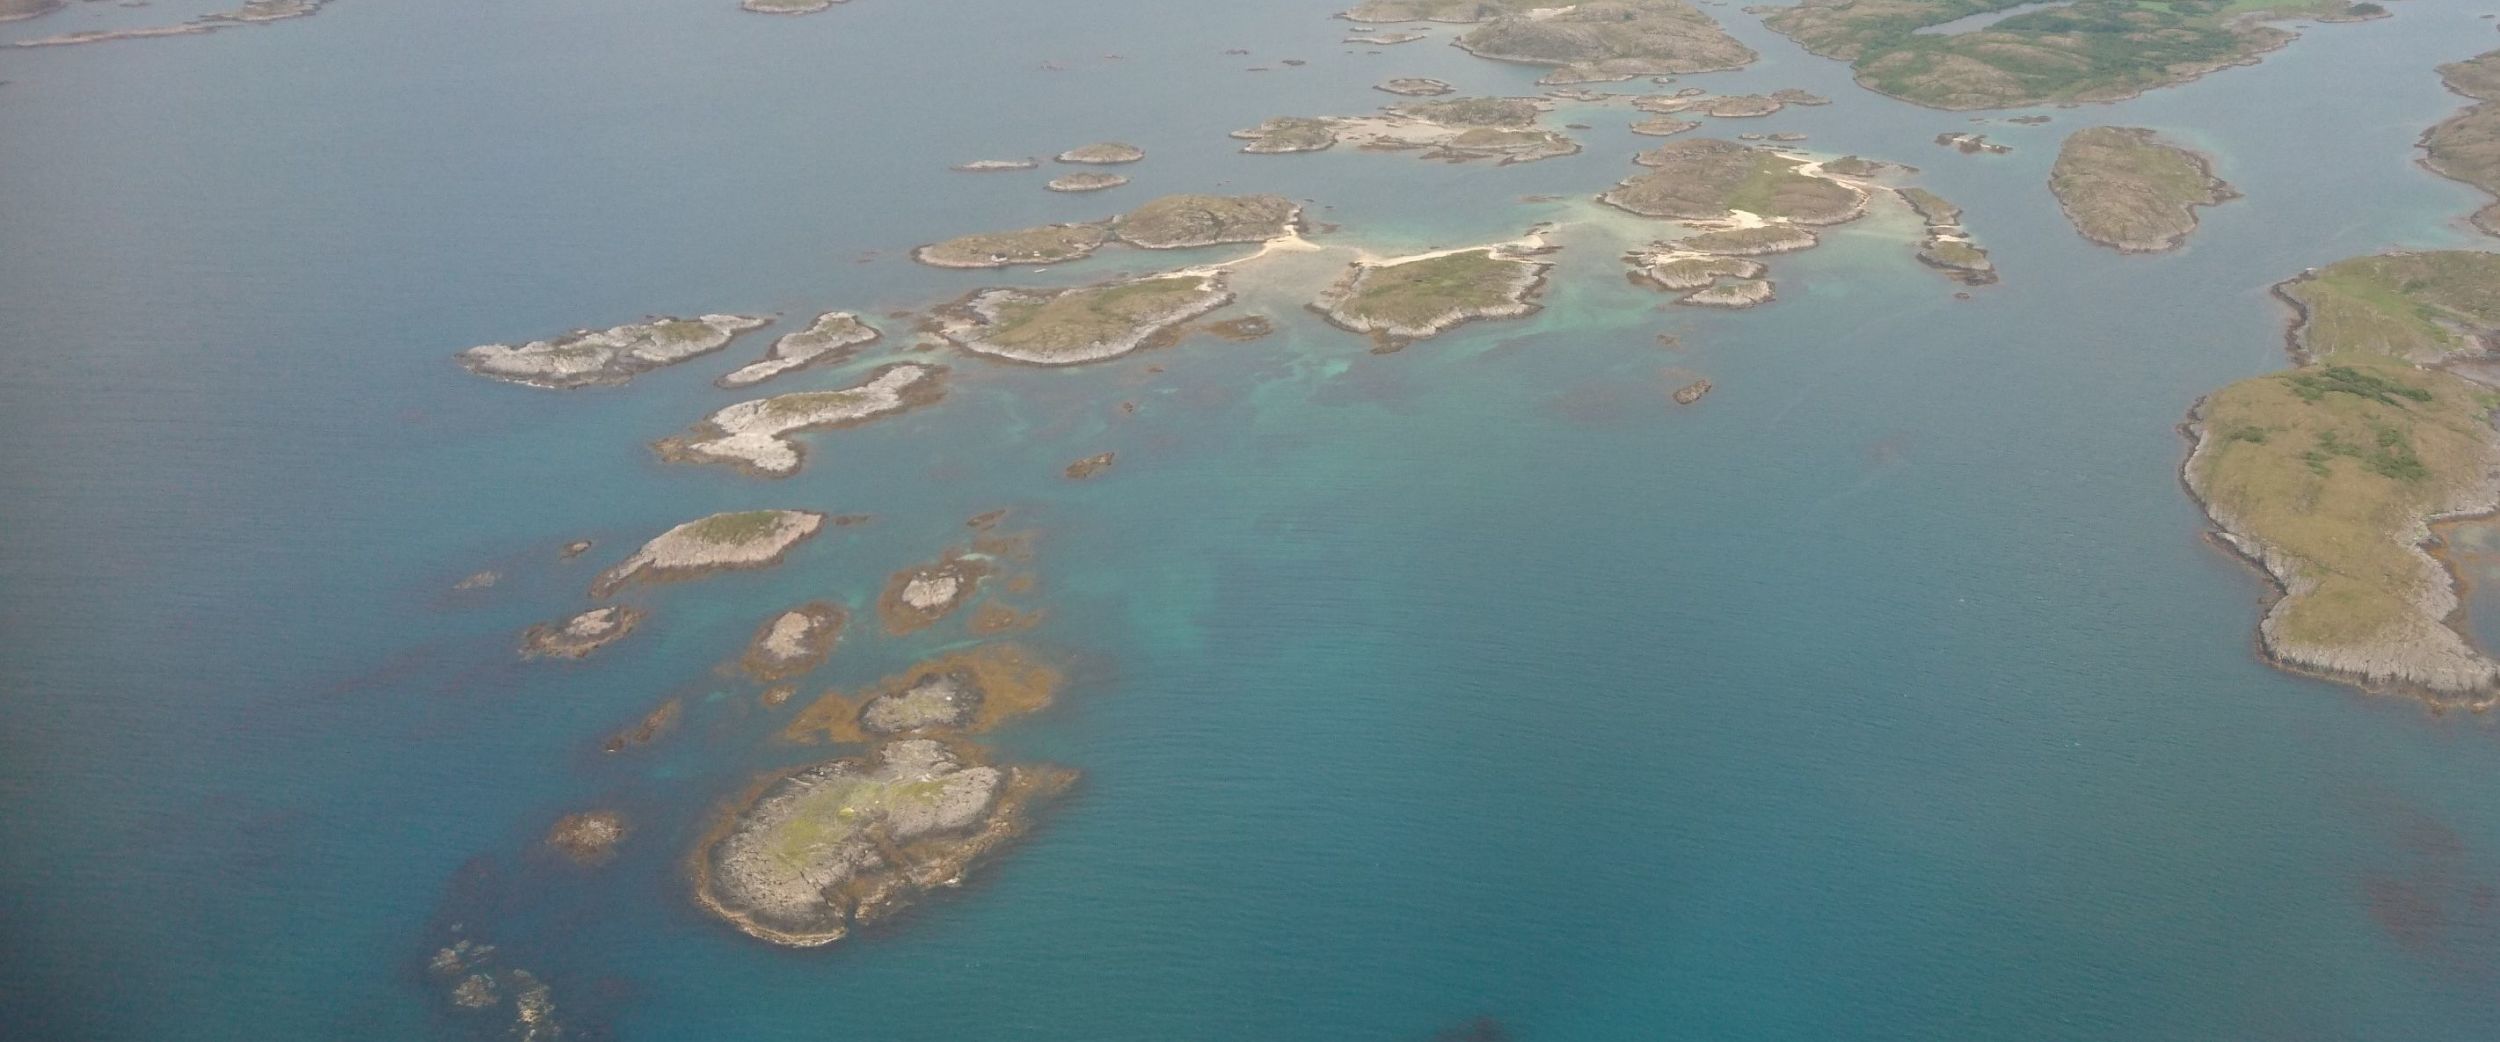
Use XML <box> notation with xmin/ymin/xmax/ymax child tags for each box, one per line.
<box><xmin>545</xmin><ymin>810</ymin><xmax>629</xmax><ymax>866</ymax></box>
<box><xmin>1344</xmin><ymin>0</ymin><xmax>1756</xmax><ymax>83</ymax></box>
<box><xmin>933</xmin><ymin>272</ymin><xmax>1233</xmax><ymax>366</ymax></box>
<box><xmin>914</xmin><ymin>223</ymin><xmax>1113</xmax><ymax>269</ymax></box>
<box><xmin>14</xmin><ymin>0</ymin><xmax>328</xmax><ymax>47</ymax></box>
<box><xmin>1046</xmin><ymin>172</ymin><xmax>1128</xmax><ymax>193</ymax></box>
<box><xmin>951</xmin><ymin>158</ymin><xmax>1040</xmax><ymax>172</ymax></box>
<box><xmin>738</xmin><ymin>601</ymin><xmax>847</xmax><ymax>680</ymax></box>
<box><xmin>783</xmin><ymin>643</ymin><xmax>1065</xmax><ymax>744</ymax></box>
<box><xmin>1056</xmin><ymin>142</ymin><xmax>1146</xmax><ymax>165</ymax></box>
<box><xmin>1601</xmin><ymin>139</ymin><xmax>1866</xmax><ymax>225</ymax></box>
<box><xmin>1898</xmin><ymin>187</ymin><xmax>1996</xmax><ymax>285</ymax></box>
<box><xmin>2184</xmin><ymin>251</ymin><xmax>2500</xmax><ymax>701</ymax></box>
<box><xmin>520</xmin><ymin>606</ymin><xmax>645</xmax><ymax>660</ymax></box>
<box><xmin>2422</xmin><ymin>48</ymin><xmax>2500</xmax><ymax>236</ymax></box>
<box><xmin>590</xmin><ymin>510</ymin><xmax>827</xmax><ymax>597</ymax></box>
<box><xmin>1111</xmin><ymin>193</ymin><xmax>1301</xmax><ymax>249</ymax></box>
<box><xmin>692</xmin><ymin>739</ymin><xmax>1075</xmax><ymax>948</ymax></box>
<box><xmin>1377</xmin><ymin>77</ymin><xmax>1457</xmax><ymax>96</ymax></box>
<box><xmin>2049</xmin><ymin>126</ymin><xmax>2237</xmax><ymax>253</ymax></box>
<box><xmin>1234</xmin><ymin>98</ymin><xmax>1579</xmax><ymax>164</ymax></box>
<box><xmin>1314</xmin><ymin>242</ymin><xmax>1551</xmax><ymax>349</ymax></box>
<box><xmin>458</xmin><ymin>314</ymin><xmax>770</xmax><ymax>390</ymax></box>
<box><xmin>743</xmin><ymin>0</ymin><xmax>841</xmax><ymax>13</ymax></box>
<box><xmin>716</xmin><ymin>312</ymin><xmax>881</xmax><ymax>388</ymax></box>
<box><xmin>658</xmin><ymin>363</ymin><xmax>948</xmax><ymax>477</ymax></box>
<box><xmin>1763</xmin><ymin>0</ymin><xmax>2388</xmax><ymax>110</ymax></box>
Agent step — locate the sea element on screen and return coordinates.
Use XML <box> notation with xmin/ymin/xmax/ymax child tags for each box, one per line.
<box><xmin>6</xmin><ymin>0</ymin><xmax>2500</xmax><ymax>1038</ymax></box>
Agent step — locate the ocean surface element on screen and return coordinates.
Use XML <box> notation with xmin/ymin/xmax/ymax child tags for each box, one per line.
<box><xmin>6</xmin><ymin>1</ymin><xmax>2500</xmax><ymax>1038</ymax></box>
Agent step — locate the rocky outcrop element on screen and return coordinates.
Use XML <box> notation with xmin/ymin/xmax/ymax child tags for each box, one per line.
<box><xmin>591</xmin><ymin>510</ymin><xmax>826</xmax><ymax>597</ymax></box>
<box><xmin>520</xmin><ymin>606</ymin><xmax>646</xmax><ymax>659</ymax></box>
<box><xmin>458</xmin><ymin>315</ymin><xmax>770</xmax><ymax>390</ymax></box>
<box><xmin>716</xmin><ymin>312</ymin><xmax>881</xmax><ymax>388</ymax></box>
<box><xmin>657</xmin><ymin>363</ymin><xmax>947</xmax><ymax>477</ymax></box>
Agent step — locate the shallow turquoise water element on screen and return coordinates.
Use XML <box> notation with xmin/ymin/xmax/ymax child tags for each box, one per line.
<box><xmin>7</xmin><ymin>1</ymin><xmax>2500</xmax><ymax>1039</ymax></box>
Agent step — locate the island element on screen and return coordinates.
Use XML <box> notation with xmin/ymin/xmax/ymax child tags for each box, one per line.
<box><xmin>1233</xmin><ymin>98</ymin><xmax>1578</xmax><ymax>164</ymax></box>
<box><xmin>458</xmin><ymin>314</ymin><xmax>770</xmax><ymax>390</ymax></box>
<box><xmin>692</xmin><ymin>739</ymin><xmax>1076</xmax><ymax>948</ymax></box>
<box><xmin>520</xmin><ymin>606</ymin><xmax>645</xmax><ymax>660</ymax></box>
<box><xmin>1671</xmin><ymin>225</ymin><xmax>1820</xmax><ymax>255</ymax></box>
<box><xmin>1344</xmin><ymin>0</ymin><xmax>1756</xmax><ymax>83</ymax></box>
<box><xmin>1111</xmin><ymin>193</ymin><xmax>1301</xmax><ymax>249</ymax></box>
<box><xmin>2183</xmin><ymin>250</ymin><xmax>2500</xmax><ymax>700</ymax></box>
<box><xmin>1600</xmin><ymin>139</ymin><xmax>1866</xmax><ymax>225</ymax></box>
<box><xmin>1377</xmin><ymin>78</ymin><xmax>1457</xmax><ymax>96</ymax></box>
<box><xmin>1065</xmin><ymin>451</ymin><xmax>1116</xmax><ymax>479</ymax></box>
<box><xmin>933</xmin><ymin>272</ymin><xmax>1233</xmax><ymax>366</ymax></box>
<box><xmin>590</xmin><ymin>510</ymin><xmax>827</xmax><ymax>597</ymax></box>
<box><xmin>2422</xmin><ymin>48</ymin><xmax>2500</xmax><ymax>236</ymax></box>
<box><xmin>1631</xmin><ymin>116</ymin><xmax>1699</xmax><ymax>137</ymax></box>
<box><xmin>1</xmin><ymin>0</ymin><xmax>60</xmax><ymax>24</ymax></box>
<box><xmin>2049</xmin><ymin>126</ymin><xmax>2237</xmax><ymax>253</ymax></box>
<box><xmin>1899</xmin><ymin>187</ymin><xmax>1996</xmax><ymax>285</ymax></box>
<box><xmin>1056</xmin><ymin>142</ymin><xmax>1147</xmax><ymax>165</ymax></box>
<box><xmin>951</xmin><ymin>158</ymin><xmax>1039</xmax><ymax>172</ymax></box>
<box><xmin>1698</xmin><ymin>94</ymin><xmax>1783</xmax><ymax>118</ymax></box>
<box><xmin>743</xmin><ymin>0</ymin><xmax>840</xmax><ymax>13</ymax></box>
<box><xmin>14</xmin><ymin>0</ymin><xmax>328</xmax><ymax>47</ymax></box>
<box><xmin>427</xmin><ymin>938</ymin><xmax>561</xmax><ymax>1042</ymax></box>
<box><xmin>1314</xmin><ymin>242</ymin><xmax>1551</xmax><ymax>350</ymax></box>
<box><xmin>1047</xmin><ymin>172</ymin><xmax>1129</xmax><ymax>193</ymax></box>
<box><xmin>876</xmin><ymin>547</ymin><xmax>994</xmax><ymax>635</ymax></box>
<box><xmin>913</xmin><ymin>223</ymin><xmax>1113</xmax><ymax>269</ymax></box>
<box><xmin>1763</xmin><ymin>0</ymin><xmax>2388</xmax><ymax>110</ymax></box>
<box><xmin>782</xmin><ymin>643</ymin><xmax>1065</xmax><ymax>744</ymax></box>
<box><xmin>545</xmin><ymin>810</ymin><xmax>629</xmax><ymax>866</ymax></box>
<box><xmin>1628</xmin><ymin>251</ymin><xmax>1776</xmax><ymax>308</ymax></box>
<box><xmin>657</xmin><ymin>363</ymin><xmax>948</xmax><ymax>477</ymax></box>
<box><xmin>716</xmin><ymin>312</ymin><xmax>881</xmax><ymax>389</ymax></box>
<box><xmin>738</xmin><ymin>601</ymin><xmax>847</xmax><ymax>680</ymax></box>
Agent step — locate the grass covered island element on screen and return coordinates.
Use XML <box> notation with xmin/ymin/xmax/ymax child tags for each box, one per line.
<box><xmin>1600</xmin><ymin>139</ymin><xmax>1866</xmax><ymax>224</ymax></box>
<box><xmin>1343</xmin><ymin>0</ymin><xmax>1756</xmax><ymax>83</ymax></box>
<box><xmin>1763</xmin><ymin>0</ymin><xmax>2388</xmax><ymax>110</ymax></box>
<box><xmin>658</xmin><ymin>363</ymin><xmax>948</xmax><ymax>478</ymax></box>
<box><xmin>1314</xmin><ymin>244</ymin><xmax>1550</xmax><ymax>349</ymax></box>
<box><xmin>2423</xmin><ymin>48</ymin><xmax>2500</xmax><ymax>236</ymax></box>
<box><xmin>590</xmin><ymin>510</ymin><xmax>828</xmax><ymax>597</ymax></box>
<box><xmin>458</xmin><ymin>315</ymin><xmax>770</xmax><ymax>390</ymax></box>
<box><xmin>692</xmin><ymin>739</ymin><xmax>1075</xmax><ymax>948</ymax></box>
<box><xmin>935</xmin><ymin>272</ymin><xmax>1234</xmax><ymax>366</ymax></box>
<box><xmin>2050</xmin><ymin>126</ymin><xmax>2237</xmax><ymax>252</ymax></box>
<box><xmin>2185</xmin><ymin>251</ymin><xmax>2500</xmax><ymax>700</ymax></box>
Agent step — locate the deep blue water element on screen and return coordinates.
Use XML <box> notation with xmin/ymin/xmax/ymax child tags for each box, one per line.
<box><xmin>7</xmin><ymin>1</ymin><xmax>2500</xmax><ymax>1039</ymax></box>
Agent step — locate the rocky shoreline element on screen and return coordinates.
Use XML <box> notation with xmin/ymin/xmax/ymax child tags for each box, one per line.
<box><xmin>591</xmin><ymin>510</ymin><xmax>827</xmax><ymax>598</ymax></box>
<box><xmin>933</xmin><ymin>272</ymin><xmax>1233</xmax><ymax>366</ymax></box>
<box><xmin>716</xmin><ymin>312</ymin><xmax>881</xmax><ymax>388</ymax></box>
<box><xmin>658</xmin><ymin>363</ymin><xmax>948</xmax><ymax>478</ymax></box>
<box><xmin>2049</xmin><ymin>126</ymin><xmax>2238</xmax><ymax>254</ymax></box>
<box><xmin>1314</xmin><ymin>242</ymin><xmax>1551</xmax><ymax>349</ymax></box>
<box><xmin>459</xmin><ymin>315</ymin><xmax>771</xmax><ymax>390</ymax></box>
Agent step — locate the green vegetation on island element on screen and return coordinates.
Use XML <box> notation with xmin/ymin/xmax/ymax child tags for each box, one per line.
<box><xmin>1345</xmin><ymin>0</ymin><xmax>1756</xmax><ymax>83</ymax></box>
<box><xmin>2423</xmin><ymin>49</ymin><xmax>2500</xmax><ymax>236</ymax></box>
<box><xmin>1314</xmin><ymin>245</ymin><xmax>1550</xmax><ymax>349</ymax></box>
<box><xmin>1111</xmin><ymin>193</ymin><xmax>1301</xmax><ymax>249</ymax></box>
<box><xmin>936</xmin><ymin>273</ymin><xmax>1234</xmax><ymax>365</ymax></box>
<box><xmin>1762</xmin><ymin>0</ymin><xmax>2387</xmax><ymax>110</ymax></box>
<box><xmin>591</xmin><ymin>510</ymin><xmax>828</xmax><ymax>597</ymax></box>
<box><xmin>914</xmin><ymin>223</ymin><xmax>1112</xmax><ymax>269</ymax></box>
<box><xmin>1601</xmin><ymin>139</ymin><xmax>1866</xmax><ymax>224</ymax></box>
<box><xmin>2049</xmin><ymin>126</ymin><xmax>2237</xmax><ymax>252</ymax></box>
<box><xmin>2185</xmin><ymin>251</ymin><xmax>2500</xmax><ymax>699</ymax></box>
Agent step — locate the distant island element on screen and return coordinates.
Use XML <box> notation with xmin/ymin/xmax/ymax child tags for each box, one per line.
<box><xmin>458</xmin><ymin>315</ymin><xmax>770</xmax><ymax>390</ymax></box>
<box><xmin>591</xmin><ymin>510</ymin><xmax>826</xmax><ymax>597</ymax></box>
<box><xmin>1342</xmin><ymin>0</ymin><xmax>1756</xmax><ymax>84</ymax></box>
<box><xmin>913</xmin><ymin>194</ymin><xmax>1301</xmax><ymax>268</ymax></box>
<box><xmin>13</xmin><ymin>0</ymin><xmax>328</xmax><ymax>48</ymax></box>
<box><xmin>2422</xmin><ymin>48</ymin><xmax>2500</xmax><ymax>236</ymax></box>
<box><xmin>1233</xmin><ymin>97</ymin><xmax>1579</xmax><ymax>164</ymax></box>
<box><xmin>2049</xmin><ymin>126</ymin><xmax>2237</xmax><ymax>253</ymax></box>
<box><xmin>1763</xmin><ymin>0</ymin><xmax>2389</xmax><ymax>110</ymax></box>
<box><xmin>1314</xmin><ymin>241</ymin><xmax>1550</xmax><ymax>349</ymax></box>
<box><xmin>934</xmin><ymin>272</ymin><xmax>1233</xmax><ymax>365</ymax></box>
<box><xmin>2183</xmin><ymin>251</ymin><xmax>2500</xmax><ymax>701</ymax></box>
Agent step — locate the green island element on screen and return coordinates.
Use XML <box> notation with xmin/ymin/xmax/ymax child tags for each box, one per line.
<box><xmin>1046</xmin><ymin>172</ymin><xmax>1128</xmax><ymax>193</ymax></box>
<box><xmin>2049</xmin><ymin>126</ymin><xmax>2237</xmax><ymax>253</ymax></box>
<box><xmin>716</xmin><ymin>311</ymin><xmax>881</xmax><ymax>388</ymax></box>
<box><xmin>1233</xmin><ymin>98</ymin><xmax>1576</xmax><ymax>164</ymax></box>
<box><xmin>914</xmin><ymin>195</ymin><xmax>1299</xmax><ymax>270</ymax></box>
<box><xmin>913</xmin><ymin>223</ymin><xmax>1111</xmax><ymax>269</ymax></box>
<box><xmin>692</xmin><ymin>738</ymin><xmax>1076</xmax><ymax>948</ymax></box>
<box><xmin>658</xmin><ymin>363</ymin><xmax>948</xmax><ymax>478</ymax></box>
<box><xmin>1314</xmin><ymin>245</ymin><xmax>1551</xmax><ymax>349</ymax></box>
<box><xmin>2422</xmin><ymin>48</ymin><xmax>2500</xmax><ymax>236</ymax></box>
<box><xmin>457</xmin><ymin>314</ymin><xmax>771</xmax><ymax>390</ymax></box>
<box><xmin>1897</xmin><ymin>187</ymin><xmax>1996</xmax><ymax>285</ymax></box>
<box><xmin>1600</xmin><ymin>139</ymin><xmax>1867</xmax><ymax>224</ymax></box>
<box><xmin>590</xmin><ymin>509</ymin><xmax>828</xmax><ymax>597</ymax></box>
<box><xmin>1056</xmin><ymin>141</ymin><xmax>1146</xmax><ymax>165</ymax></box>
<box><xmin>1378</xmin><ymin>78</ymin><xmax>1457</xmax><ymax>96</ymax></box>
<box><xmin>935</xmin><ymin>273</ymin><xmax>1234</xmax><ymax>365</ymax></box>
<box><xmin>1344</xmin><ymin>0</ymin><xmax>1757</xmax><ymax>83</ymax></box>
<box><xmin>1762</xmin><ymin>0</ymin><xmax>2387</xmax><ymax>110</ymax></box>
<box><xmin>2184</xmin><ymin>251</ymin><xmax>2500</xmax><ymax>700</ymax></box>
